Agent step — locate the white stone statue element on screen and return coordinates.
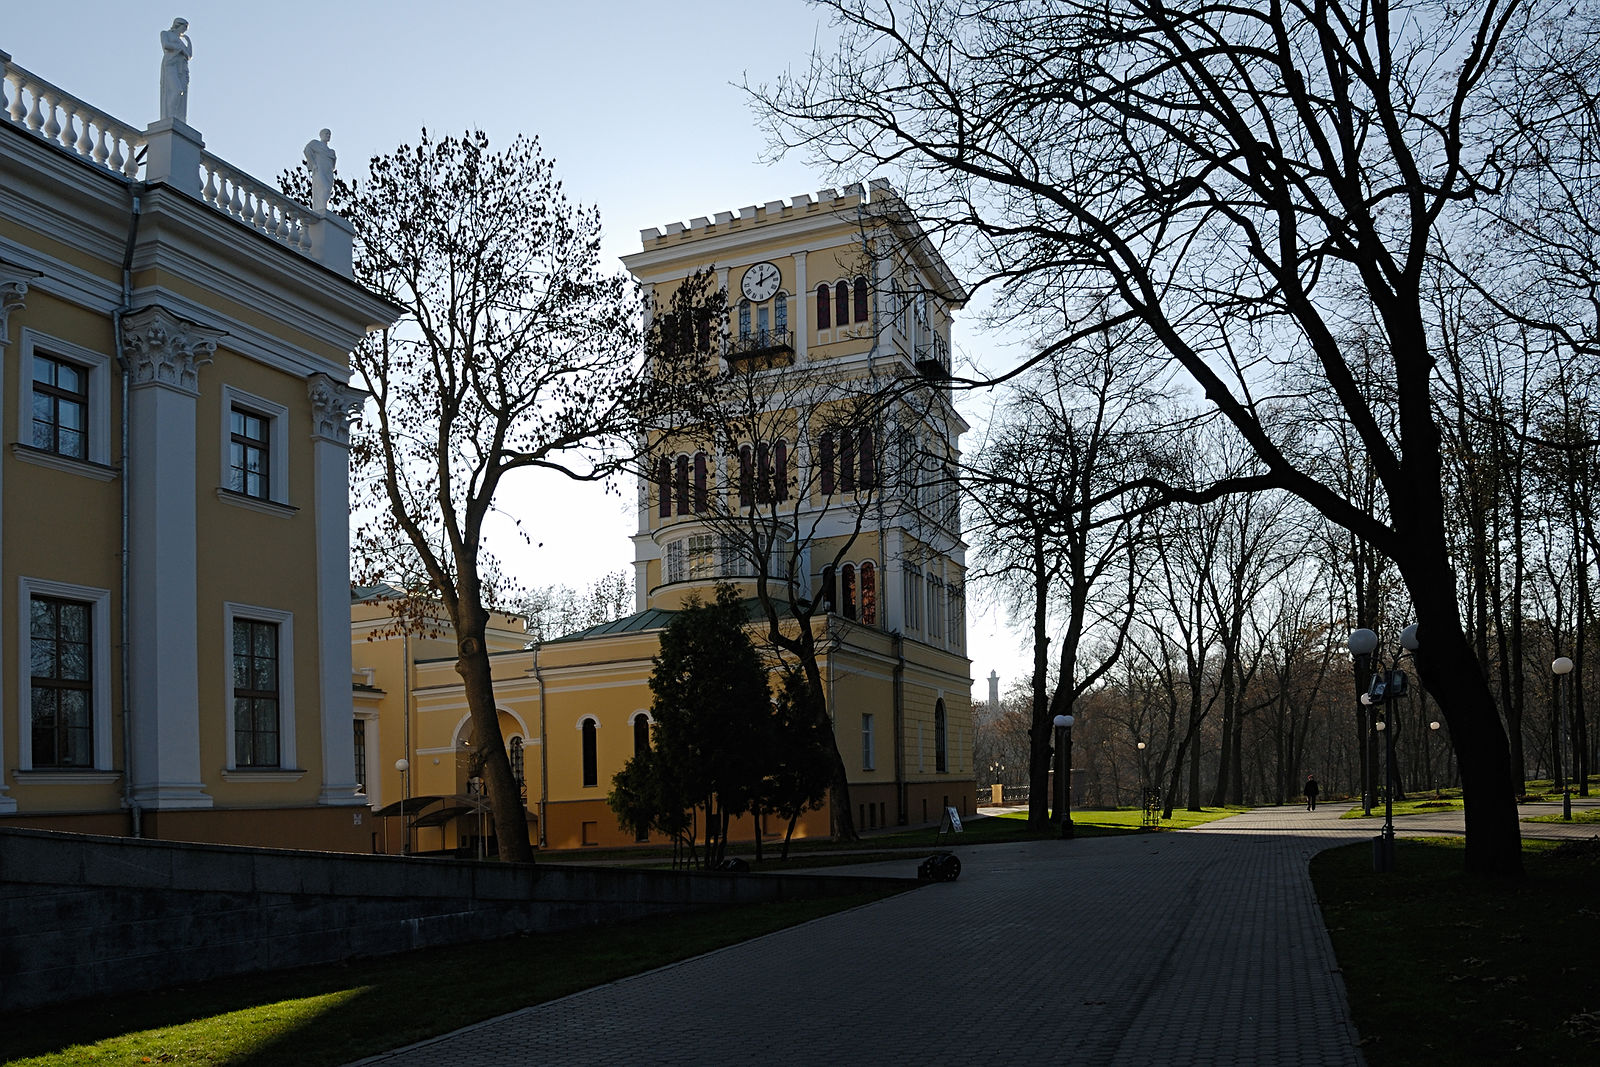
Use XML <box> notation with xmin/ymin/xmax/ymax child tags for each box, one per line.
<box><xmin>303</xmin><ymin>129</ymin><xmax>336</xmax><ymax>213</ymax></box>
<box><xmin>159</xmin><ymin>18</ymin><xmax>192</xmax><ymax>123</ymax></box>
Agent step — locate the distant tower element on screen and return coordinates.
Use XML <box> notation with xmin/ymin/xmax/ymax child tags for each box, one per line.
<box><xmin>989</xmin><ymin>670</ymin><xmax>1000</xmax><ymax>709</ymax></box>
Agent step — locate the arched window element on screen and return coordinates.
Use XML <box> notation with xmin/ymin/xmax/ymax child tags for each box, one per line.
<box><xmin>853</xmin><ymin>276</ymin><xmax>869</xmax><ymax>323</ymax></box>
<box><xmin>841</xmin><ymin>563</ymin><xmax>857</xmax><ymax>620</ymax></box>
<box><xmin>860</xmin><ymin>561</ymin><xmax>877</xmax><ymax>625</ymax></box>
<box><xmin>859</xmin><ymin>425</ymin><xmax>875</xmax><ymax>489</ymax></box>
<box><xmin>738</xmin><ymin>299</ymin><xmax>751</xmax><ymax>340</ymax></box>
<box><xmin>839</xmin><ymin>429</ymin><xmax>856</xmax><ymax>492</ymax></box>
<box><xmin>757</xmin><ymin>442</ymin><xmax>772</xmax><ymax>504</ymax></box>
<box><xmin>581</xmin><ymin>719</ymin><xmax>598</xmax><ymax>787</ymax></box>
<box><xmin>816</xmin><ymin>283</ymin><xmax>831</xmax><ymax>330</ymax></box>
<box><xmin>674</xmin><ymin>454</ymin><xmax>690</xmax><ymax>516</ymax></box>
<box><xmin>835</xmin><ymin>281</ymin><xmax>851</xmax><ymax>326</ymax></box>
<box><xmin>934</xmin><ymin>700</ymin><xmax>948</xmax><ymax>773</ymax></box>
<box><xmin>509</xmin><ymin>736</ymin><xmax>526</xmax><ymax>798</ymax></box>
<box><xmin>775</xmin><ymin>292</ymin><xmax>788</xmax><ymax>333</ymax></box>
<box><xmin>693</xmin><ymin>452</ymin><xmax>708</xmax><ymax>512</ymax></box>
<box><xmin>656</xmin><ymin>457</ymin><xmax>671</xmax><ymax>518</ymax></box>
<box><xmin>633</xmin><ymin>713</ymin><xmax>650</xmax><ymax>755</ymax></box>
<box><xmin>738</xmin><ymin>445</ymin><xmax>754</xmax><ymax>508</ymax></box>
<box><xmin>819</xmin><ymin>432</ymin><xmax>835</xmax><ymax>496</ymax></box>
<box><xmin>819</xmin><ymin>565</ymin><xmax>836</xmax><ymax>613</ymax></box>
<box><xmin>773</xmin><ymin>440</ymin><xmax>789</xmax><ymax>502</ymax></box>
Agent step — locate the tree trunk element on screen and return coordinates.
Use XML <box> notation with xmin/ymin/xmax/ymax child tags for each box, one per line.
<box><xmin>1028</xmin><ymin>531</ymin><xmax>1053</xmax><ymax>827</ymax></box>
<box><xmin>1407</xmin><ymin>569</ymin><xmax>1524</xmax><ymax>876</ymax></box>
<box><xmin>452</xmin><ymin>608</ymin><xmax>534</xmax><ymax>864</ymax></box>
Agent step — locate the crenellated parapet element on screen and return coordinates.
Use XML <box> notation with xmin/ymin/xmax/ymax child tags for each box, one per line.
<box><xmin>639</xmin><ymin>178</ymin><xmax>898</xmax><ymax>247</ymax></box>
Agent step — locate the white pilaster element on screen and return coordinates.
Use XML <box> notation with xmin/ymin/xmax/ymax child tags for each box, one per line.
<box><xmin>793</xmin><ymin>250</ymin><xmax>808</xmax><ymax>365</ymax></box>
<box><xmin>122</xmin><ymin>306</ymin><xmax>219</xmax><ymax>809</ymax></box>
<box><xmin>0</xmin><ymin>264</ymin><xmax>29</xmax><ymax>813</ymax></box>
<box><xmin>308</xmin><ymin>373</ymin><xmax>369</xmax><ymax>805</ymax></box>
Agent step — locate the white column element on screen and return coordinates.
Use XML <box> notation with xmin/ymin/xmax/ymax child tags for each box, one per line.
<box><xmin>793</xmin><ymin>250</ymin><xmax>808</xmax><ymax>365</ymax></box>
<box><xmin>122</xmin><ymin>306</ymin><xmax>219</xmax><ymax>809</ymax></box>
<box><xmin>886</xmin><ymin>528</ymin><xmax>905</xmax><ymax>633</ymax></box>
<box><xmin>0</xmin><ymin>265</ymin><xmax>34</xmax><ymax>814</ymax></box>
<box><xmin>308</xmin><ymin>374</ymin><xmax>369</xmax><ymax>805</ymax></box>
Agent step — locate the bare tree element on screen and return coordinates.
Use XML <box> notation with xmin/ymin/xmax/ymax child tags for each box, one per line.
<box><xmin>756</xmin><ymin>0</ymin><xmax>1542</xmax><ymax>874</ymax></box>
<box><xmin>327</xmin><ymin>131</ymin><xmax>648</xmax><ymax>863</ymax></box>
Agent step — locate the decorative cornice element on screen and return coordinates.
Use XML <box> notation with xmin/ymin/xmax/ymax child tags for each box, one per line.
<box><xmin>307</xmin><ymin>372</ymin><xmax>369</xmax><ymax>445</ymax></box>
<box><xmin>121</xmin><ymin>305</ymin><xmax>223</xmax><ymax>394</ymax></box>
<box><xmin>0</xmin><ymin>262</ymin><xmax>41</xmax><ymax>346</ymax></box>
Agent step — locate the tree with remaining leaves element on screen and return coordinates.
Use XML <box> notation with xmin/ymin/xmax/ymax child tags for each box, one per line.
<box><xmin>288</xmin><ymin>131</ymin><xmax>657</xmax><ymax>863</ymax></box>
<box><xmin>756</xmin><ymin>0</ymin><xmax>1549</xmax><ymax>875</ymax></box>
<box><xmin>609</xmin><ymin>585</ymin><xmax>774</xmax><ymax>868</ymax></box>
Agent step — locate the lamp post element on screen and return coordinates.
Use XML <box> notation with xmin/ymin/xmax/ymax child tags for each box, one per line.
<box><xmin>1428</xmin><ymin>720</ymin><xmax>1442</xmax><ymax>792</ymax></box>
<box><xmin>1349</xmin><ymin>624</ymin><xmax>1418</xmax><ymax>873</ymax></box>
<box><xmin>1555</xmin><ymin>656</ymin><xmax>1575</xmax><ymax>820</ymax></box>
<box><xmin>1348</xmin><ymin>628</ymin><xmax>1379</xmax><ymax>816</ymax></box>
<box><xmin>1053</xmin><ymin>713</ymin><xmax>1075</xmax><ymax>839</ymax></box>
<box><xmin>394</xmin><ymin>757</ymin><xmax>410</xmax><ymax>855</ymax></box>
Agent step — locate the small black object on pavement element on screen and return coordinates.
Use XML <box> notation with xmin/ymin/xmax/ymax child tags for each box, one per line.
<box><xmin>716</xmin><ymin>857</ymin><xmax>750</xmax><ymax>872</ymax></box>
<box><xmin>917</xmin><ymin>851</ymin><xmax>961</xmax><ymax>882</ymax></box>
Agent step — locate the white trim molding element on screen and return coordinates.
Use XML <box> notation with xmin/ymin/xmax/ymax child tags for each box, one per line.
<box><xmin>17</xmin><ymin>577</ymin><xmax>115</xmax><ymax>772</ymax></box>
<box><xmin>221</xmin><ymin>601</ymin><xmax>297</xmax><ymax>773</ymax></box>
<box><xmin>0</xmin><ymin>262</ymin><xmax>40</xmax><ymax>348</ymax></box>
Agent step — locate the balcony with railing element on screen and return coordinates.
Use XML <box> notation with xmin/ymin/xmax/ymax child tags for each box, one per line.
<box><xmin>1</xmin><ymin>50</ymin><xmax>351</xmax><ymax>277</ymax></box>
<box><xmin>727</xmin><ymin>328</ymin><xmax>795</xmax><ymax>366</ymax></box>
<box><xmin>915</xmin><ymin>334</ymin><xmax>951</xmax><ymax>380</ymax></box>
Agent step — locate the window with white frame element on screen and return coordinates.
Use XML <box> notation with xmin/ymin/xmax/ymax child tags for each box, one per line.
<box><xmin>20</xmin><ymin>578</ymin><xmax>112</xmax><ymax>771</ymax></box>
<box><xmin>664</xmin><ymin>539</ymin><xmax>685</xmax><ymax>584</ymax></box>
<box><xmin>686</xmin><ymin>533</ymin><xmax>717</xmax><ymax>580</ymax></box>
<box><xmin>950</xmin><ymin>584</ymin><xmax>966</xmax><ymax>652</ymax></box>
<box><xmin>928</xmin><ymin>577</ymin><xmax>944</xmax><ymax>641</ymax></box>
<box><xmin>903</xmin><ymin>564</ymin><xmax>922</xmax><ymax>632</ymax></box>
<box><xmin>220</xmin><ymin>386</ymin><xmax>289</xmax><ymax>506</ymax></box>
<box><xmin>18</xmin><ymin>330</ymin><xmax>113</xmax><ymax>470</ymax></box>
<box><xmin>224</xmin><ymin>603</ymin><xmax>295</xmax><ymax>770</ymax></box>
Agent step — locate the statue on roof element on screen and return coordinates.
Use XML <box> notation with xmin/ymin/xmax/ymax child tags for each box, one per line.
<box><xmin>304</xmin><ymin>129</ymin><xmax>336</xmax><ymax>214</ymax></box>
<box><xmin>159</xmin><ymin>18</ymin><xmax>192</xmax><ymax>123</ymax></box>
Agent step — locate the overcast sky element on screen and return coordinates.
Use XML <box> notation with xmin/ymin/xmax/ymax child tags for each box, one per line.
<box><xmin>6</xmin><ymin>0</ymin><xmax>1029</xmax><ymax>696</ymax></box>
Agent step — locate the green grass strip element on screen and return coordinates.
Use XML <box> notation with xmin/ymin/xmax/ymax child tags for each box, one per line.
<box><xmin>1312</xmin><ymin>837</ymin><xmax>1600</xmax><ymax>1065</ymax></box>
<box><xmin>1</xmin><ymin>888</ymin><xmax>906</xmax><ymax>1067</ymax></box>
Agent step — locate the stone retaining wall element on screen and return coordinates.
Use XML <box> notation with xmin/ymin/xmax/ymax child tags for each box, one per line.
<box><xmin>0</xmin><ymin>828</ymin><xmax>908</xmax><ymax>1012</ymax></box>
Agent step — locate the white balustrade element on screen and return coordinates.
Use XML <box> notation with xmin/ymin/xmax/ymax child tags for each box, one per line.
<box><xmin>2</xmin><ymin>58</ymin><xmax>143</xmax><ymax>178</ymax></box>
<box><xmin>4</xmin><ymin>54</ymin><xmax>330</xmax><ymax>268</ymax></box>
<box><xmin>198</xmin><ymin>151</ymin><xmax>315</xmax><ymax>255</ymax></box>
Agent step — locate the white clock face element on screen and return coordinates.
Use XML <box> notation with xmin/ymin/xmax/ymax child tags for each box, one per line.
<box><xmin>741</xmin><ymin>262</ymin><xmax>781</xmax><ymax>302</ymax></box>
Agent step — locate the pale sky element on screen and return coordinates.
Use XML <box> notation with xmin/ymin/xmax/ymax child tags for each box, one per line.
<box><xmin>6</xmin><ymin>0</ymin><xmax>1029</xmax><ymax>695</ymax></box>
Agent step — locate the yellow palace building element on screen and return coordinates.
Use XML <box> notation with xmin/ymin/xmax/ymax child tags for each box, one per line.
<box><xmin>0</xmin><ymin>50</ymin><xmax>396</xmax><ymax>848</ymax></box>
<box><xmin>357</xmin><ymin>182</ymin><xmax>976</xmax><ymax>854</ymax></box>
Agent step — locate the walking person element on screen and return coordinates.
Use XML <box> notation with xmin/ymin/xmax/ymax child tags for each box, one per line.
<box><xmin>1304</xmin><ymin>773</ymin><xmax>1320</xmax><ymax>811</ymax></box>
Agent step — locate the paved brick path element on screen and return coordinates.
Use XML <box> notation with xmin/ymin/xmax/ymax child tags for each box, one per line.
<box><xmin>350</xmin><ymin>800</ymin><xmax>1597</xmax><ymax>1066</ymax></box>
<box><xmin>352</xmin><ymin>805</ymin><xmax>1388</xmax><ymax>1066</ymax></box>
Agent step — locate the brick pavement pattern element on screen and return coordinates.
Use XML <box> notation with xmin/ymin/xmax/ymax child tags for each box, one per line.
<box><xmin>353</xmin><ymin>805</ymin><xmax>1385</xmax><ymax>1067</ymax></box>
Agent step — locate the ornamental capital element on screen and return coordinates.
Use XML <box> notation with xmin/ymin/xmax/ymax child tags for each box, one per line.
<box><xmin>122</xmin><ymin>306</ymin><xmax>222</xmax><ymax>394</ymax></box>
<box><xmin>0</xmin><ymin>262</ymin><xmax>40</xmax><ymax>347</ymax></box>
<box><xmin>307</xmin><ymin>372</ymin><xmax>368</xmax><ymax>445</ymax></box>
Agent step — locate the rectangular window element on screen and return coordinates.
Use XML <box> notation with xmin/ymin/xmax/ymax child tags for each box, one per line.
<box><xmin>664</xmin><ymin>539</ymin><xmax>684</xmax><ymax>584</ymax></box>
<box><xmin>687</xmin><ymin>533</ymin><xmax>717</xmax><ymax>579</ymax></box>
<box><xmin>354</xmin><ymin>718</ymin><xmax>367</xmax><ymax>794</ymax></box>
<box><xmin>31</xmin><ymin>355</ymin><xmax>89</xmax><ymax>460</ymax></box>
<box><xmin>928</xmin><ymin>578</ymin><xmax>944</xmax><ymax>640</ymax></box>
<box><xmin>29</xmin><ymin>596</ymin><xmax>93</xmax><ymax>767</ymax></box>
<box><xmin>229</xmin><ymin>407</ymin><xmax>270</xmax><ymax>500</ymax></box>
<box><xmin>233</xmin><ymin>618</ymin><xmax>281</xmax><ymax>767</ymax></box>
<box><xmin>861</xmin><ymin>712</ymin><xmax>875</xmax><ymax>770</ymax></box>
<box><xmin>903</xmin><ymin>565</ymin><xmax>921</xmax><ymax>632</ymax></box>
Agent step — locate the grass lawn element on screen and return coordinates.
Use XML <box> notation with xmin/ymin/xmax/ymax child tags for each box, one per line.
<box><xmin>0</xmin><ymin>888</ymin><xmax>906</xmax><ymax>1067</ymax></box>
<box><xmin>1525</xmin><ymin>808</ymin><xmax>1600</xmax><ymax>824</ymax></box>
<box><xmin>1312</xmin><ymin>837</ymin><xmax>1600</xmax><ymax>1066</ymax></box>
<box><xmin>1339</xmin><ymin>796</ymin><xmax>1466</xmax><ymax>819</ymax></box>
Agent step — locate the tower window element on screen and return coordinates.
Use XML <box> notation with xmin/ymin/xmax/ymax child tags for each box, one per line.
<box><xmin>860</xmin><ymin>561</ymin><xmax>877</xmax><ymax>625</ymax></box>
<box><xmin>853</xmin><ymin>276</ymin><xmax>869</xmax><ymax>323</ymax></box>
<box><xmin>816</xmin><ymin>284</ymin><xmax>831</xmax><ymax>330</ymax></box>
<box><xmin>675</xmin><ymin>454</ymin><xmax>690</xmax><ymax>516</ymax></box>
<box><xmin>835</xmin><ymin>281</ymin><xmax>851</xmax><ymax>326</ymax></box>
<box><xmin>819</xmin><ymin>432</ymin><xmax>835</xmax><ymax>496</ymax></box>
<box><xmin>694</xmin><ymin>451</ymin><xmax>709</xmax><ymax>512</ymax></box>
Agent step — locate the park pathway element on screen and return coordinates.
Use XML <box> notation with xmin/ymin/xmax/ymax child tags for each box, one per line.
<box><xmin>352</xmin><ymin>805</ymin><xmax>1378</xmax><ymax>1066</ymax></box>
